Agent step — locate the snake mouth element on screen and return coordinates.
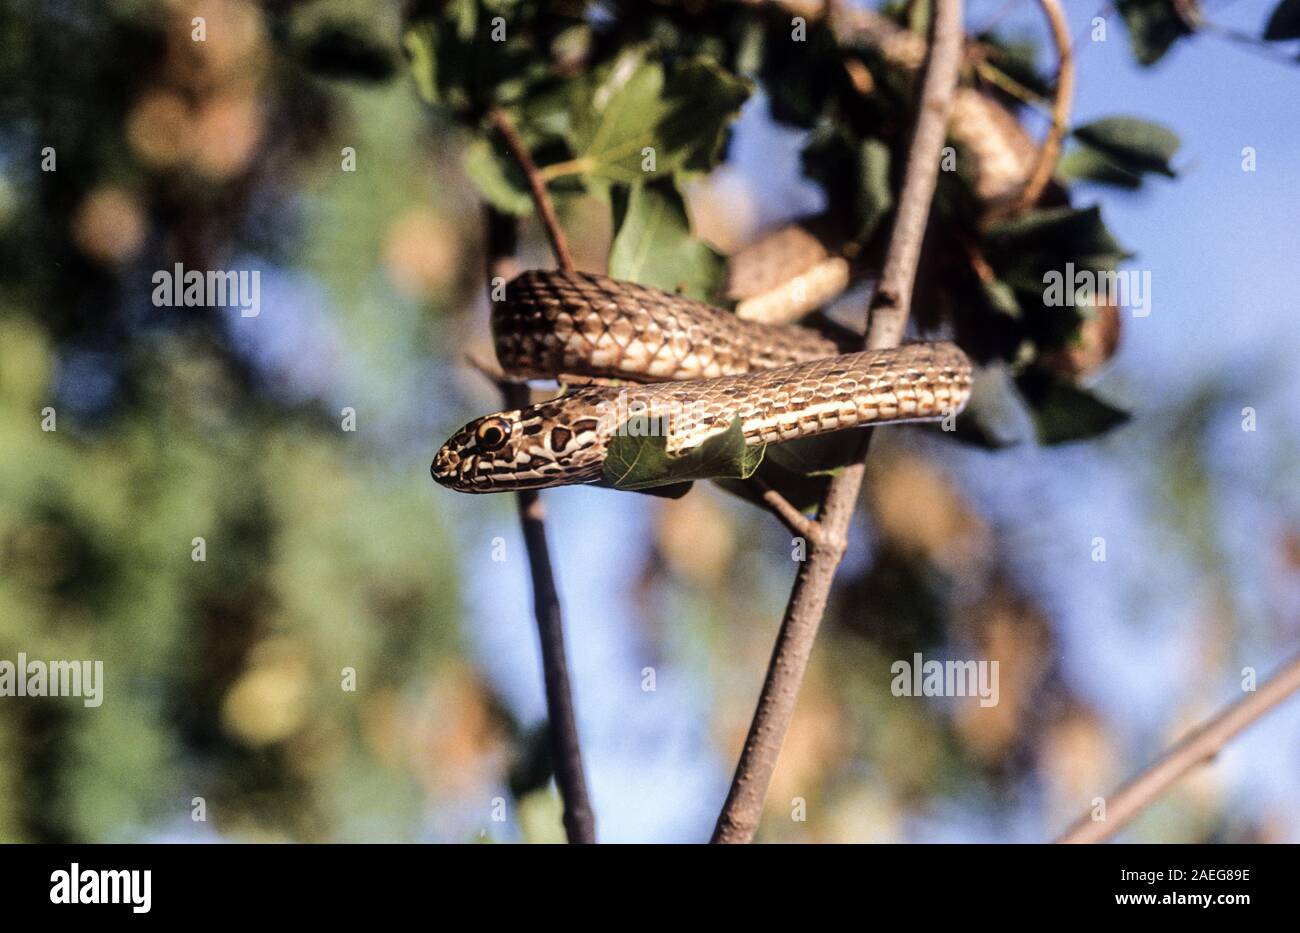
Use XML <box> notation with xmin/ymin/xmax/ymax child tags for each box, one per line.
<box><xmin>431</xmin><ymin>429</ymin><xmax>529</xmax><ymax>493</ymax></box>
<box><xmin>430</xmin><ymin>444</ymin><xmax>463</xmax><ymax>488</ymax></box>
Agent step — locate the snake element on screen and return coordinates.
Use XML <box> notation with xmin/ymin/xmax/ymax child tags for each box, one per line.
<box><xmin>431</xmin><ymin>270</ymin><xmax>973</xmax><ymax>493</ymax></box>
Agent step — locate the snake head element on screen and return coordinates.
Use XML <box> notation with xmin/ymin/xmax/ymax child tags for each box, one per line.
<box><xmin>432</xmin><ymin>397</ymin><xmax>610</xmax><ymax>493</ymax></box>
<box><xmin>432</xmin><ymin>410</ymin><xmax>525</xmax><ymax>492</ymax></box>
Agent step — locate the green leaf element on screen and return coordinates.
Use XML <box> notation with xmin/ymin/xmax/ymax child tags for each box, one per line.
<box><xmin>507</xmin><ymin>723</ymin><xmax>554</xmax><ymax>800</ymax></box>
<box><xmin>608</xmin><ymin>179</ymin><xmax>725</xmax><ymax>300</ymax></box>
<box><xmin>735</xmin><ymin>18</ymin><xmax>766</xmax><ymax>75</ymax></box>
<box><xmin>462</xmin><ymin>138</ymin><xmax>534</xmax><ymax>216</ymax></box>
<box><xmin>802</xmin><ymin>127</ymin><xmax>856</xmax><ymax>208</ymax></box>
<box><xmin>714</xmin><ymin>464</ymin><xmax>829</xmax><ymax>514</ymax></box>
<box><xmin>1072</xmin><ymin>117</ymin><xmax>1180</xmax><ymax>178</ymax></box>
<box><xmin>1115</xmin><ymin>0</ymin><xmax>1196</xmax><ymax>67</ymax></box>
<box><xmin>949</xmin><ymin>366</ymin><xmax>1024</xmax><ymax>449</ymax></box>
<box><xmin>517</xmin><ymin>77</ymin><xmax>576</xmax><ymax>141</ymax></box>
<box><xmin>764</xmin><ymin>430</ymin><xmax>864</xmax><ymax>477</ymax></box>
<box><xmin>1016</xmin><ymin>369</ymin><xmax>1130</xmax><ymax>444</ymax></box>
<box><xmin>402</xmin><ymin>3</ymin><xmax>579</xmax><ymax>117</ymax></box>
<box><xmin>984</xmin><ymin>206</ymin><xmax>1131</xmax><ymax>292</ymax></box>
<box><xmin>660</xmin><ymin>58</ymin><xmax>753</xmax><ymax>175</ymax></box>
<box><xmin>298</xmin><ymin>25</ymin><xmax>396</xmax><ymax>83</ymax></box>
<box><xmin>758</xmin><ymin>16</ymin><xmax>842</xmax><ymax>128</ymax></box>
<box><xmin>803</xmin><ymin>128</ymin><xmax>895</xmax><ymax>241</ymax></box>
<box><xmin>713</xmin><ymin>427</ymin><xmax>868</xmax><ymax>513</ymax></box>
<box><xmin>626</xmin><ymin>482</ymin><xmax>694</xmax><ymax>500</ymax></box>
<box><xmin>568</xmin><ymin>48</ymin><xmax>750</xmax><ymax>183</ymax></box>
<box><xmin>404</xmin><ymin>25</ymin><xmax>439</xmax><ymax>105</ymax></box>
<box><xmin>1265</xmin><ymin>0</ymin><xmax>1300</xmax><ymax>40</ymax></box>
<box><xmin>980</xmin><ymin>278</ymin><xmax>1022</xmax><ymax>319</ymax></box>
<box><xmin>568</xmin><ymin>47</ymin><xmax>662</xmax><ymax>182</ymax></box>
<box><xmin>907</xmin><ymin>0</ymin><xmax>931</xmax><ymax>36</ymax></box>
<box><xmin>1057</xmin><ymin>147</ymin><xmax>1144</xmax><ymax>190</ymax></box>
<box><xmin>856</xmin><ymin>138</ymin><xmax>893</xmax><ymax>241</ymax></box>
<box><xmin>602</xmin><ymin>416</ymin><xmax>765</xmax><ymax>491</ymax></box>
<box><xmin>986</xmin><ymin>206</ymin><xmax>1123</xmax><ymax>257</ymax></box>
<box><xmin>975</xmin><ymin>33</ymin><xmax>1053</xmax><ymax>100</ymax></box>
<box><xmin>403</xmin><ymin>1</ymin><xmax>503</xmax><ymax>112</ymax></box>
<box><xmin>951</xmin><ymin>414</ymin><xmax>1018</xmax><ymax>450</ymax></box>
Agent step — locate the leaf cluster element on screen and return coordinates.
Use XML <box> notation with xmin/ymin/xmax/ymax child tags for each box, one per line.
<box><xmin>398</xmin><ymin>1</ymin><xmax>1203</xmax><ymax>497</ymax></box>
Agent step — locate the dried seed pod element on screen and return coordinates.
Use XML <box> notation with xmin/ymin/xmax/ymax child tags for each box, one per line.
<box><xmin>725</xmin><ymin>222</ymin><xmax>833</xmax><ymax>303</ymax></box>
<box><xmin>1039</xmin><ymin>302</ymin><xmax>1122</xmax><ymax>378</ymax></box>
<box><xmin>734</xmin><ymin>256</ymin><xmax>852</xmax><ymax>324</ymax></box>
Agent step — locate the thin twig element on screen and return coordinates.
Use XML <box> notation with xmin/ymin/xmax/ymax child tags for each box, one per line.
<box><xmin>711</xmin><ymin>0</ymin><xmax>966</xmax><ymax>844</ymax></box>
<box><xmin>866</xmin><ymin>0</ymin><xmax>966</xmax><ymax>351</ymax></box>
<box><xmin>1056</xmin><ymin>651</ymin><xmax>1300</xmax><ymax>844</ymax></box>
<box><xmin>464</xmin><ymin>350</ymin><xmax>508</xmax><ymax>384</ymax></box>
<box><xmin>484</xmin><ymin>208</ymin><xmax>595</xmax><ymax>843</ymax></box>
<box><xmin>753</xmin><ymin>476</ymin><xmax>821</xmax><ymax>543</ymax></box>
<box><xmin>505</xmin><ymin>384</ymin><xmax>597</xmax><ymax>845</ymax></box>
<box><xmin>1006</xmin><ymin>0</ymin><xmax>1074</xmax><ymax>217</ymax></box>
<box><xmin>1200</xmin><ymin>18</ymin><xmax>1300</xmax><ymax>69</ymax></box>
<box><xmin>973</xmin><ymin>60</ymin><xmax>1052</xmax><ymax>112</ymax></box>
<box><xmin>537</xmin><ymin>157</ymin><xmax>594</xmax><ymax>183</ymax></box>
<box><xmin>487</xmin><ymin>107</ymin><xmax>577</xmax><ymax>273</ymax></box>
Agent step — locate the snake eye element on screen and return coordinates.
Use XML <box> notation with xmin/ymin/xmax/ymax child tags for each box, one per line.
<box><xmin>475</xmin><ymin>417</ymin><xmax>512</xmax><ymax>452</ymax></box>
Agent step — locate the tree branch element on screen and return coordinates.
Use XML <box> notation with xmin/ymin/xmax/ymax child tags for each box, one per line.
<box><xmin>710</xmin><ymin>0</ymin><xmax>966</xmax><ymax>844</ymax></box>
<box><xmin>1007</xmin><ymin>0</ymin><xmax>1074</xmax><ymax>217</ymax></box>
<box><xmin>1055</xmin><ymin>651</ymin><xmax>1300</xmax><ymax>844</ymax></box>
<box><xmin>487</xmin><ymin>107</ymin><xmax>576</xmax><ymax>273</ymax></box>
<box><xmin>484</xmin><ymin>208</ymin><xmax>595</xmax><ymax>843</ymax></box>
<box><xmin>752</xmin><ymin>476</ymin><xmax>821</xmax><ymax>544</ymax></box>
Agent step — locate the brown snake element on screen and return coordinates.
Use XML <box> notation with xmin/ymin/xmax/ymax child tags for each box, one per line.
<box><xmin>432</xmin><ymin>270</ymin><xmax>973</xmax><ymax>493</ymax></box>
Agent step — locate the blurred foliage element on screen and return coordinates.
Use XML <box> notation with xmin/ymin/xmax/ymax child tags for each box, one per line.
<box><xmin>1118</xmin><ymin>0</ymin><xmax>1300</xmax><ymax>65</ymax></box>
<box><xmin>1265</xmin><ymin>0</ymin><xmax>1300</xmax><ymax>41</ymax></box>
<box><xmin>0</xmin><ymin>0</ymin><xmax>520</xmax><ymax>842</ymax></box>
<box><xmin>1116</xmin><ymin>0</ymin><xmax>1197</xmax><ymax>66</ymax></box>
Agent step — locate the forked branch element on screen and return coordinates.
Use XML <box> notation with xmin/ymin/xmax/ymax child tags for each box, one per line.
<box><xmin>487</xmin><ymin>107</ymin><xmax>576</xmax><ymax>274</ymax></box>
<box><xmin>711</xmin><ymin>0</ymin><xmax>967</xmax><ymax>844</ymax></box>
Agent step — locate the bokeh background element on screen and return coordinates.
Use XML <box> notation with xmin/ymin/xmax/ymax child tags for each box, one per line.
<box><xmin>1</xmin><ymin>0</ymin><xmax>1297</xmax><ymax>843</ymax></box>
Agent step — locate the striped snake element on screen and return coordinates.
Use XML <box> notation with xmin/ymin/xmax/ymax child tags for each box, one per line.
<box><xmin>431</xmin><ymin>270</ymin><xmax>973</xmax><ymax>493</ymax></box>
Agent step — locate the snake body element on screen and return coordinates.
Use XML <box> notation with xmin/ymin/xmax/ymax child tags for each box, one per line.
<box><xmin>494</xmin><ymin>269</ymin><xmax>852</xmax><ymax>381</ymax></box>
<box><xmin>432</xmin><ymin>271</ymin><xmax>972</xmax><ymax>493</ymax></box>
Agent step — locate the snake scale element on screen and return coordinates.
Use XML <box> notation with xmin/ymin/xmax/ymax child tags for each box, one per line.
<box><xmin>431</xmin><ymin>270</ymin><xmax>973</xmax><ymax>493</ymax></box>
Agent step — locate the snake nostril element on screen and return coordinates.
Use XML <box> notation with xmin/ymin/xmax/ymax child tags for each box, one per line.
<box><xmin>431</xmin><ymin>447</ymin><xmax>461</xmax><ymax>483</ymax></box>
